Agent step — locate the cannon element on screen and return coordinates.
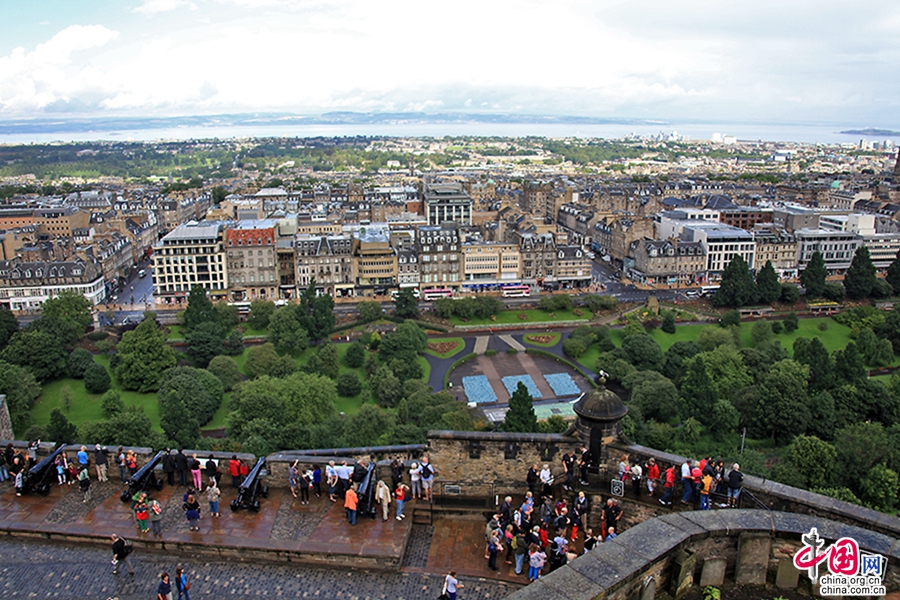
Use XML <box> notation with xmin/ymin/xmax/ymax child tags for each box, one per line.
<box><xmin>230</xmin><ymin>457</ymin><xmax>269</xmax><ymax>512</ymax></box>
<box><xmin>355</xmin><ymin>462</ymin><xmax>378</xmax><ymax>519</ymax></box>
<box><xmin>120</xmin><ymin>450</ymin><xmax>165</xmax><ymax>502</ymax></box>
<box><xmin>22</xmin><ymin>444</ymin><xmax>66</xmax><ymax>496</ymax></box>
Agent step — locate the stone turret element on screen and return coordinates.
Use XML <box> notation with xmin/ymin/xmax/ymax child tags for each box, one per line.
<box><xmin>572</xmin><ymin>378</ymin><xmax>627</xmax><ymax>468</ymax></box>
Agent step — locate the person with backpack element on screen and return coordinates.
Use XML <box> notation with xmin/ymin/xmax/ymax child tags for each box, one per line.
<box><xmin>420</xmin><ymin>456</ymin><xmax>435</xmax><ymax>502</ymax></box>
<box><xmin>527</xmin><ymin>543</ymin><xmax>546</xmax><ymax>582</ymax></box>
<box><xmin>512</xmin><ymin>528</ymin><xmax>528</xmax><ymax>575</ymax></box>
<box><xmin>78</xmin><ymin>466</ymin><xmax>92</xmax><ymax>504</ymax></box>
<box><xmin>110</xmin><ymin>533</ymin><xmax>135</xmax><ymax>576</ymax></box>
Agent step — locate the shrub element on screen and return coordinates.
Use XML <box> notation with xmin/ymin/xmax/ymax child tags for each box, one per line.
<box><xmin>345</xmin><ymin>342</ymin><xmax>366</xmax><ymax>368</ymax></box>
<box><xmin>720</xmin><ymin>310</ymin><xmax>741</xmax><ymax>328</ymax></box>
<box><xmin>771</xmin><ymin>321</ymin><xmax>783</xmax><ymax>334</ymax></box>
<box><xmin>784</xmin><ymin>312</ymin><xmax>799</xmax><ymax>333</ymax></box>
<box><xmin>336</xmin><ymin>372</ymin><xmax>363</xmax><ymax>397</ymax></box>
<box><xmin>822</xmin><ymin>283</ymin><xmax>845</xmax><ymax>302</ymax></box>
<box><xmin>68</xmin><ymin>348</ymin><xmax>95</xmax><ymax>379</ymax></box>
<box><xmin>100</xmin><ymin>390</ymin><xmax>124</xmax><ymax>417</ymax></box>
<box><xmin>818</xmin><ymin>321</ymin><xmax>829</xmax><ymax>332</ymax></box>
<box><xmin>87</xmin><ymin>330</ymin><xmax>109</xmax><ymax>342</ymax></box>
<box><xmin>507</xmin><ymin>348</ymin><xmax>518</xmax><ymax>355</ymax></box>
<box><xmin>643</xmin><ymin>318</ymin><xmax>660</xmax><ymax>330</ymax></box>
<box><xmin>780</xmin><ymin>283</ymin><xmax>800</xmax><ymax>304</ymax></box>
<box><xmin>661</xmin><ymin>311</ymin><xmax>676</xmax><ymax>334</ymax></box>
<box><xmin>485</xmin><ymin>349</ymin><xmax>497</xmax><ymax>356</ymax></box>
<box><xmin>207</xmin><ymin>355</ymin><xmax>243</xmax><ymax>391</ymax></box>
<box><xmin>84</xmin><ymin>362</ymin><xmax>111</xmax><ymax>394</ymax></box>
<box><xmin>562</xmin><ymin>337</ymin><xmax>587</xmax><ymax>358</ymax></box>
<box><xmin>518</xmin><ymin>313</ymin><xmax>528</xmax><ymax>320</ymax></box>
<box><xmin>573</xmin><ymin>308</ymin><xmax>584</xmax><ymax>316</ymax></box>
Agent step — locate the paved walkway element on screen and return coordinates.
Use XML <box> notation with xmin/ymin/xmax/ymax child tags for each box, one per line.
<box><xmin>0</xmin><ymin>536</ymin><xmax>518</xmax><ymax>600</ymax></box>
<box><xmin>498</xmin><ymin>334</ymin><xmax>524</xmax><ymax>351</ymax></box>
<box><xmin>473</xmin><ymin>336</ymin><xmax>491</xmax><ymax>355</ymax></box>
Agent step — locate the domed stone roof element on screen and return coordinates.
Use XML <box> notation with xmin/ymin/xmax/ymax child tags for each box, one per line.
<box><xmin>573</xmin><ymin>383</ymin><xmax>627</xmax><ymax>423</ymax></box>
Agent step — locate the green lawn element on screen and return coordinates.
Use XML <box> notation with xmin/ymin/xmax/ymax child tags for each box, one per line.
<box><xmin>578</xmin><ymin>317</ymin><xmax>857</xmax><ymax>371</ymax></box>
<box><xmin>240</xmin><ymin>325</ymin><xmax>268</xmax><ymax>337</ymax></box>
<box><xmin>523</xmin><ymin>332</ymin><xmax>562</xmax><ymax>347</ymax></box>
<box><xmin>202</xmin><ymin>392</ymin><xmax>231</xmax><ymax>430</ymax></box>
<box><xmin>166</xmin><ymin>325</ymin><xmax>185</xmax><ymax>340</ymax></box>
<box><xmin>424</xmin><ymin>337</ymin><xmax>465</xmax><ymax>359</ymax></box>
<box><xmin>449</xmin><ymin>309</ymin><xmax>591</xmax><ymax>327</ymax></box>
<box><xmin>32</xmin><ymin>354</ymin><xmax>162</xmax><ymax>432</ymax></box>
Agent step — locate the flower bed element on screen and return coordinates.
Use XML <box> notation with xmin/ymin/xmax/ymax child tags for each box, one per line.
<box><xmin>462</xmin><ymin>375</ymin><xmax>498</xmax><ymax>404</ymax></box>
<box><xmin>501</xmin><ymin>375</ymin><xmax>542</xmax><ymax>398</ymax></box>
<box><xmin>543</xmin><ymin>373</ymin><xmax>581</xmax><ymax>396</ymax></box>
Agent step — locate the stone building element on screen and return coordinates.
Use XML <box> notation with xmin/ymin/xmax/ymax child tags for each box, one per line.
<box><xmin>517</xmin><ymin>232</ymin><xmax>557</xmax><ymax>285</ymax></box>
<box><xmin>0</xmin><ymin>257</ymin><xmax>104</xmax><ymax>310</ymax></box>
<box><xmin>225</xmin><ymin>223</ymin><xmax>278</xmax><ymax>302</ymax></box>
<box><xmin>625</xmin><ymin>238</ymin><xmax>707</xmax><ymax>285</ymax></box>
<box><xmin>151</xmin><ymin>221</ymin><xmax>228</xmax><ymax>304</ymax></box>
<box><xmin>416</xmin><ymin>223</ymin><xmax>461</xmax><ymax>291</ymax></box>
<box><xmin>461</xmin><ymin>242</ymin><xmax>520</xmax><ymax>291</ymax></box>
<box><xmin>423</xmin><ymin>183</ymin><xmax>473</xmax><ymax>226</ymax></box>
<box><xmin>295</xmin><ymin>233</ymin><xmax>354</xmax><ymax>298</ymax></box>
<box><xmin>353</xmin><ymin>227</ymin><xmax>397</xmax><ymax>297</ymax></box>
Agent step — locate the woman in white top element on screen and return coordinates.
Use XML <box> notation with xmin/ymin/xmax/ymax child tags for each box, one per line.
<box><xmin>442</xmin><ymin>570</ymin><xmax>462</xmax><ymax>600</ymax></box>
<box><xmin>539</xmin><ymin>464</ymin><xmax>553</xmax><ymax>498</ymax></box>
<box><xmin>409</xmin><ymin>462</ymin><xmax>423</xmax><ymax>499</ymax></box>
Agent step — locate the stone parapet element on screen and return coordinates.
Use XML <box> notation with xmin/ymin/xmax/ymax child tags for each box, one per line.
<box><xmin>506</xmin><ymin>510</ymin><xmax>900</xmax><ymax>599</ymax></box>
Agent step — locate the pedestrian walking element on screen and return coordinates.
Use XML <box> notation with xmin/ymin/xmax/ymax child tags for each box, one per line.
<box><xmin>206</xmin><ymin>480</ymin><xmax>221</xmax><ymax>517</ymax></box>
<box><xmin>441</xmin><ymin>571</ymin><xmax>462</xmax><ymax>600</ymax></box>
<box><xmin>110</xmin><ymin>533</ymin><xmax>135</xmax><ymax>576</ymax></box>
<box><xmin>175</xmin><ymin>565</ymin><xmax>191</xmax><ymax>600</ymax></box>
<box><xmin>157</xmin><ymin>572</ymin><xmax>173</xmax><ymax>600</ymax></box>
<box><xmin>78</xmin><ymin>466</ymin><xmax>92</xmax><ymax>503</ymax></box>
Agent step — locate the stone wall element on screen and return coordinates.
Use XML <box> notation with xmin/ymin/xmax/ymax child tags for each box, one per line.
<box><xmin>506</xmin><ymin>510</ymin><xmax>900</xmax><ymax>600</ymax></box>
<box><xmin>426</xmin><ymin>430</ymin><xmax>582</xmax><ymax>496</ymax></box>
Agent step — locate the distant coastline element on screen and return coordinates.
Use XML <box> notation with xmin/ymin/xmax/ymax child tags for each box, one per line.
<box><xmin>840</xmin><ymin>128</ymin><xmax>900</xmax><ymax>136</ymax></box>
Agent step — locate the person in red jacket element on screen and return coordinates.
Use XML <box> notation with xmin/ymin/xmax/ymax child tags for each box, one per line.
<box><xmin>645</xmin><ymin>458</ymin><xmax>660</xmax><ymax>497</ymax></box>
<box><xmin>229</xmin><ymin>455</ymin><xmax>242</xmax><ymax>489</ymax></box>
<box><xmin>690</xmin><ymin>464</ymin><xmax>703</xmax><ymax>506</ymax></box>
<box><xmin>659</xmin><ymin>465</ymin><xmax>676</xmax><ymax>506</ymax></box>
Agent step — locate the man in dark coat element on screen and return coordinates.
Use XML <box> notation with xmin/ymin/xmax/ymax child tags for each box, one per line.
<box><xmin>162</xmin><ymin>450</ymin><xmax>176</xmax><ymax>486</ymax></box>
<box><xmin>174</xmin><ymin>449</ymin><xmax>188</xmax><ymax>487</ymax></box>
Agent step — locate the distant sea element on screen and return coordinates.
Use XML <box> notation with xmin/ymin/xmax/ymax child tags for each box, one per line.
<box><xmin>1</xmin><ymin>115</ymin><xmax>900</xmax><ymax>145</ymax></box>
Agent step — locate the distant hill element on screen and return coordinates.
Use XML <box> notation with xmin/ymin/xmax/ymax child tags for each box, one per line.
<box><xmin>840</xmin><ymin>128</ymin><xmax>900</xmax><ymax>136</ymax></box>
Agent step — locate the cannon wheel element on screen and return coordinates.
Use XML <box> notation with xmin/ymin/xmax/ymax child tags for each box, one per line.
<box><xmin>230</xmin><ymin>500</ymin><xmax>240</xmax><ymax>512</ymax></box>
<box><xmin>39</xmin><ymin>484</ymin><xmax>51</xmax><ymax>496</ymax></box>
<box><xmin>120</xmin><ymin>490</ymin><xmax>132</xmax><ymax>503</ymax></box>
<box><xmin>261</xmin><ymin>486</ymin><xmax>269</xmax><ymax>498</ymax></box>
<box><xmin>251</xmin><ymin>500</ymin><xmax>261</xmax><ymax>512</ymax></box>
<box><xmin>155</xmin><ymin>478</ymin><xmax>164</xmax><ymax>491</ymax></box>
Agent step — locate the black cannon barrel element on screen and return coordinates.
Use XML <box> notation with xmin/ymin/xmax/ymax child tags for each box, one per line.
<box><xmin>356</xmin><ymin>463</ymin><xmax>378</xmax><ymax>518</ymax></box>
<box><xmin>231</xmin><ymin>457</ymin><xmax>268</xmax><ymax>512</ymax></box>
<box><xmin>23</xmin><ymin>444</ymin><xmax>66</xmax><ymax>495</ymax></box>
<box><xmin>120</xmin><ymin>450</ymin><xmax>165</xmax><ymax>502</ymax></box>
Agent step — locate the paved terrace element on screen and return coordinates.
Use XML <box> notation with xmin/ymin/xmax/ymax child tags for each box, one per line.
<box><xmin>0</xmin><ymin>476</ymin><xmax>527</xmax><ymax>590</ymax></box>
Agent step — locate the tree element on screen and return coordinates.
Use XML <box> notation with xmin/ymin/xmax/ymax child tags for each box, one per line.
<box><xmin>298</xmin><ymin>280</ymin><xmax>335</xmax><ymax>342</ymax></box>
<box><xmin>697</xmin><ymin>326</ymin><xmax>737</xmax><ymax>351</ymax></box>
<box><xmin>713</xmin><ymin>255</ymin><xmax>757</xmax><ymax>308</ymax></box>
<box><xmin>679</xmin><ymin>356</ymin><xmax>718</xmax><ymax>424</ymax></box>
<box><xmin>100</xmin><ymin>390</ymin><xmax>124</xmax><ymax>417</ymax></box>
<box><xmin>182</xmin><ymin>285</ymin><xmax>220</xmax><ymax>331</ymax></box>
<box><xmin>785</xmin><ymin>435</ymin><xmax>836</xmax><ymax>489</ymax></box>
<box><xmin>345</xmin><ymin>342</ymin><xmax>366</xmax><ymax>368</ymax></box>
<box><xmin>42</xmin><ymin>289</ymin><xmax>92</xmax><ymax>333</ymax></box>
<box><xmin>662</xmin><ymin>341</ymin><xmax>702</xmax><ymax>384</ymax></box>
<box><xmin>344</xmin><ymin>404</ymin><xmax>396</xmax><ymax>447</ymax></box>
<box><xmin>860</xmin><ymin>464</ymin><xmax>898</xmax><ymax>512</ymax></box>
<box><xmin>47</xmin><ymin>408</ymin><xmax>78</xmax><ymax>444</ymax></box>
<box><xmin>793</xmin><ymin>337</ymin><xmax>834</xmax><ymax>392</ymax></box>
<box><xmin>245</xmin><ymin>343</ymin><xmax>295</xmax><ymax>379</ymax></box>
<box><xmin>871</xmin><ymin>278</ymin><xmax>895</xmax><ymax>299</ymax></box>
<box><xmin>661</xmin><ymin>311</ymin><xmax>676</xmax><ymax>334</ymax></box>
<box><xmin>336</xmin><ymin>372</ymin><xmax>362</xmax><ymax>397</ymax></box>
<box><xmin>159</xmin><ymin>366</ymin><xmax>223</xmax><ymax>428</ymax></box>
<box><xmin>213</xmin><ymin>303</ymin><xmax>240</xmax><ymax>329</ymax></box>
<box><xmin>379</xmin><ymin>321</ymin><xmax>427</xmax><ymax>364</ymax></box>
<box><xmin>784</xmin><ymin>312</ymin><xmax>799</xmax><ymax>333</ymax></box>
<box><xmin>207</xmin><ymin>355</ymin><xmax>243</xmax><ymax>391</ymax></box>
<box><xmin>708</xmin><ymin>399</ymin><xmax>740</xmax><ymax>440</ymax></box>
<box><xmin>115</xmin><ymin>318</ymin><xmax>178</xmax><ymax>392</ymax></box>
<box><xmin>755</xmin><ymin>359</ymin><xmax>811</xmax><ymax>442</ymax></box>
<box><xmin>357</xmin><ymin>300</ymin><xmax>383</xmax><ymax>323</ymax></box>
<box><xmin>628</xmin><ymin>371</ymin><xmax>679</xmax><ymax>422</ymax></box>
<box><xmin>67</xmin><ymin>348</ymin><xmax>95</xmax><ymax>378</ymax></box>
<box><xmin>833</xmin><ymin>422</ymin><xmax>893</xmax><ymax>494</ymax></box>
<box><xmin>720</xmin><ymin>310</ymin><xmax>741</xmax><ymax>328</ymax></box>
<box><xmin>80</xmin><ymin>405</ymin><xmax>162</xmax><ymax>448</ymax></box>
<box><xmin>504</xmin><ymin>381</ymin><xmax>538</xmax><ymax>432</ymax></box>
<box><xmin>268</xmin><ymin>304</ymin><xmax>308</xmax><ymax>354</ymax></box>
<box><xmin>780</xmin><ymin>284</ymin><xmax>800</xmax><ymax>304</ymax></box>
<box><xmin>317</xmin><ymin>342</ymin><xmax>340</xmax><ymax>379</ymax></box>
<box><xmin>159</xmin><ymin>385</ymin><xmax>200</xmax><ymax>447</ymax></box>
<box><xmin>856</xmin><ymin>327</ymin><xmax>894</xmax><ymax>366</ymax></box>
<box><xmin>371</xmin><ymin>364</ymin><xmax>401</xmax><ymax>407</ymax></box>
<box><xmin>801</xmin><ymin>251</ymin><xmax>827</xmax><ymax>298</ymax></box>
<box><xmin>887</xmin><ymin>250</ymin><xmax>900</xmax><ymax>295</ymax></box>
<box><xmin>0</xmin><ymin>360</ymin><xmax>40</xmax><ymax>435</ymax></box>
<box><xmin>844</xmin><ymin>247</ymin><xmax>877</xmax><ymax>299</ymax></box>
<box><xmin>562</xmin><ymin>337</ymin><xmax>587</xmax><ymax>358</ymax></box>
<box><xmin>0</xmin><ymin>330</ymin><xmax>68</xmax><ymax>381</ymax></box>
<box><xmin>822</xmin><ymin>282</ymin><xmax>845</xmax><ymax>302</ymax></box>
<box><xmin>247</xmin><ymin>300</ymin><xmax>276</xmax><ymax>330</ymax></box>
<box><xmin>832</xmin><ymin>342</ymin><xmax>866</xmax><ymax>386</ymax></box>
<box><xmin>185</xmin><ymin>321</ymin><xmax>226</xmax><ymax>367</ymax></box>
<box><xmin>394</xmin><ymin>287</ymin><xmax>419</xmax><ymax>319</ymax></box>
<box><xmin>84</xmin><ymin>362</ymin><xmax>111</xmax><ymax>394</ymax></box>
<box><xmin>621</xmin><ymin>332</ymin><xmax>663</xmax><ymax>371</ymax></box>
<box><xmin>750</xmin><ymin>321</ymin><xmax>773</xmax><ymax>346</ymax></box>
<box><xmin>0</xmin><ymin>308</ymin><xmax>19</xmax><ymax>350</ymax></box>
<box><xmin>756</xmin><ymin>260</ymin><xmax>782</xmax><ymax>305</ymax></box>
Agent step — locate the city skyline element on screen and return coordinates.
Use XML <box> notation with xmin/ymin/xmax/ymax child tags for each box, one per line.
<box><xmin>1</xmin><ymin>0</ymin><xmax>899</xmax><ymax>128</ymax></box>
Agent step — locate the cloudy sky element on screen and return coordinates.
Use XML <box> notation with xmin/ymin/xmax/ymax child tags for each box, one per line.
<box><xmin>1</xmin><ymin>0</ymin><xmax>899</xmax><ymax>125</ymax></box>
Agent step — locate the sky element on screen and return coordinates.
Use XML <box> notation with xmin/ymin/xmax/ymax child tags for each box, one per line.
<box><xmin>1</xmin><ymin>0</ymin><xmax>899</xmax><ymax>126</ymax></box>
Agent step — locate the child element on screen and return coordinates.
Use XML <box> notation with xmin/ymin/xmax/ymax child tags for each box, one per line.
<box><xmin>135</xmin><ymin>497</ymin><xmax>150</xmax><ymax>533</ymax></box>
<box><xmin>56</xmin><ymin>454</ymin><xmax>67</xmax><ymax>485</ymax></box>
<box><xmin>14</xmin><ymin>469</ymin><xmax>24</xmax><ymax>496</ymax></box>
<box><xmin>528</xmin><ymin>543</ymin><xmax>546</xmax><ymax>582</ymax></box>
<box><xmin>606</xmin><ymin>527</ymin><xmax>617</xmax><ymax>540</ymax></box>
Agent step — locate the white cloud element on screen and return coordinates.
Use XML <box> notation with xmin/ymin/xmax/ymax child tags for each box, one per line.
<box><xmin>134</xmin><ymin>0</ymin><xmax>197</xmax><ymax>14</ymax></box>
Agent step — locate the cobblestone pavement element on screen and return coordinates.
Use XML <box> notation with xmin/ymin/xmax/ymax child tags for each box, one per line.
<box><xmin>44</xmin><ymin>481</ymin><xmax>122</xmax><ymax>524</ymax></box>
<box><xmin>403</xmin><ymin>524</ymin><xmax>434</xmax><ymax>568</ymax></box>
<box><xmin>270</xmin><ymin>489</ymin><xmax>332</xmax><ymax>541</ymax></box>
<box><xmin>0</xmin><ymin>538</ymin><xmax>521</xmax><ymax>599</ymax></box>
